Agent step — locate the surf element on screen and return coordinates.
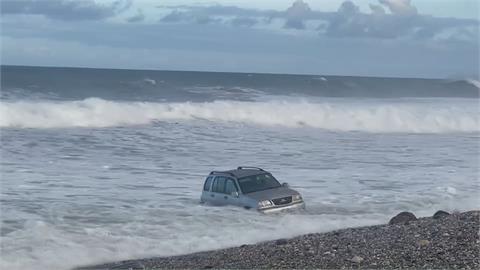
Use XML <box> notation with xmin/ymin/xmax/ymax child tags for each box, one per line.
<box><xmin>1</xmin><ymin>97</ymin><xmax>478</xmax><ymax>133</ymax></box>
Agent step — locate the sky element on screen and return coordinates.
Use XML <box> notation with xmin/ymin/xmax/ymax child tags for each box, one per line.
<box><xmin>1</xmin><ymin>0</ymin><xmax>479</xmax><ymax>78</ymax></box>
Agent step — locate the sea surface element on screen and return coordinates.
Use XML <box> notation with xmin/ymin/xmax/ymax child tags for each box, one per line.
<box><xmin>1</xmin><ymin>65</ymin><xmax>479</xmax><ymax>270</ymax></box>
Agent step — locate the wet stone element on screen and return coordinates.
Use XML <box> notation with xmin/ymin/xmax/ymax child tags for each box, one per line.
<box><xmin>275</xmin><ymin>239</ymin><xmax>288</xmax><ymax>245</ymax></box>
<box><xmin>418</xmin><ymin>239</ymin><xmax>430</xmax><ymax>247</ymax></box>
<box><xmin>389</xmin><ymin>211</ymin><xmax>417</xmax><ymax>225</ymax></box>
<box><xmin>350</xmin><ymin>256</ymin><xmax>364</xmax><ymax>263</ymax></box>
<box><xmin>433</xmin><ymin>210</ymin><xmax>450</xmax><ymax>219</ymax></box>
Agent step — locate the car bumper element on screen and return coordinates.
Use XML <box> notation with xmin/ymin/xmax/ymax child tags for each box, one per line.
<box><xmin>259</xmin><ymin>201</ymin><xmax>305</xmax><ymax>213</ymax></box>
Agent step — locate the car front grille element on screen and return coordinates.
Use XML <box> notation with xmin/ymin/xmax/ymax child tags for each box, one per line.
<box><xmin>272</xmin><ymin>196</ymin><xmax>292</xmax><ymax>205</ymax></box>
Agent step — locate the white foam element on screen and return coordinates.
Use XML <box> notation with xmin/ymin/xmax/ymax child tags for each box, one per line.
<box><xmin>0</xmin><ymin>98</ymin><xmax>478</xmax><ymax>132</ymax></box>
<box><xmin>143</xmin><ymin>78</ymin><xmax>156</xmax><ymax>85</ymax></box>
<box><xmin>466</xmin><ymin>79</ymin><xmax>480</xmax><ymax>89</ymax></box>
<box><xmin>0</xmin><ymin>211</ymin><xmax>384</xmax><ymax>270</ymax></box>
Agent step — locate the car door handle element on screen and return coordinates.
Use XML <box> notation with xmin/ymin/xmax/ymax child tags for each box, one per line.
<box><xmin>224</xmin><ymin>196</ymin><xmax>228</xmax><ymax>199</ymax></box>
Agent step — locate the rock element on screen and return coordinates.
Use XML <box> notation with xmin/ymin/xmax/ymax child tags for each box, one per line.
<box><xmin>389</xmin><ymin>211</ymin><xmax>417</xmax><ymax>225</ymax></box>
<box><xmin>275</xmin><ymin>239</ymin><xmax>288</xmax><ymax>245</ymax></box>
<box><xmin>350</xmin><ymin>255</ymin><xmax>364</xmax><ymax>263</ymax></box>
<box><xmin>433</xmin><ymin>210</ymin><xmax>450</xmax><ymax>219</ymax></box>
<box><xmin>418</xmin><ymin>239</ymin><xmax>430</xmax><ymax>247</ymax></box>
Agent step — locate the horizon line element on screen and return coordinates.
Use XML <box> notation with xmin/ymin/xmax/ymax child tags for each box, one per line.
<box><xmin>2</xmin><ymin>64</ymin><xmax>470</xmax><ymax>81</ymax></box>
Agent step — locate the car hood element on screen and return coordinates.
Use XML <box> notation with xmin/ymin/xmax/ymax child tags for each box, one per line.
<box><xmin>244</xmin><ymin>187</ymin><xmax>299</xmax><ymax>201</ymax></box>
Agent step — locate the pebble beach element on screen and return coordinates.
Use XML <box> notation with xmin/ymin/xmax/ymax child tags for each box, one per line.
<box><xmin>79</xmin><ymin>210</ymin><xmax>479</xmax><ymax>269</ymax></box>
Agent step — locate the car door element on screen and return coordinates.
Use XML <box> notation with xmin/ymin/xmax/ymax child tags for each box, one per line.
<box><xmin>201</xmin><ymin>176</ymin><xmax>214</xmax><ymax>203</ymax></box>
<box><xmin>210</xmin><ymin>176</ymin><xmax>227</xmax><ymax>205</ymax></box>
<box><xmin>223</xmin><ymin>177</ymin><xmax>241</xmax><ymax>206</ymax></box>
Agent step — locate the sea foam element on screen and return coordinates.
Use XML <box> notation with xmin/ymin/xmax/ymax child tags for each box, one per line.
<box><xmin>0</xmin><ymin>98</ymin><xmax>478</xmax><ymax>133</ymax></box>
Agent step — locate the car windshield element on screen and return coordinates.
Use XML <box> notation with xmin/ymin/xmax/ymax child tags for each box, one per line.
<box><xmin>238</xmin><ymin>173</ymin><xmax>281</xmax><ymax>194</ymax></box>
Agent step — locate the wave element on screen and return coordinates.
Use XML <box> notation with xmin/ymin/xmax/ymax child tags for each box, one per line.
<box><xmin>465</xmin><ymin>79</ymin><xmax>480</xmax><ymax>89</ymax></box>
<box><xmin>0</xmin><ymin>98</ymin><xmax>479</xmax><ymax>132</ymax></box>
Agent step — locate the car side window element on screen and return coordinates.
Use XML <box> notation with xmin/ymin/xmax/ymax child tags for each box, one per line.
<box><xmin>203</xmin><ymin>176</ymin><xmax>213</xmax><ymax>191</ymax></box>
<box><xmin>212</xmin><ymin>177</ymin><xmax>226</xmax><ymax>193</ymax></box>
<box><xmin>225</xmin><ymin>178</ymin><xmax>238</xmax><ymax>195</ymax></box>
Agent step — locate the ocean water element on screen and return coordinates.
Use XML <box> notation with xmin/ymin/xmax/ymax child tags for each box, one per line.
<box><xmin>1</xmin><ymin>65</ymin><xmax>479</xmax><ymax>270</ymax></box>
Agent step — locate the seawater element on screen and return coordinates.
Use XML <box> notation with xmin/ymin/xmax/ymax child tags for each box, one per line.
<box><xmin>1</xmin><ymin>66</ymin><xmax>479</xmax><ymax>270</ymax></box>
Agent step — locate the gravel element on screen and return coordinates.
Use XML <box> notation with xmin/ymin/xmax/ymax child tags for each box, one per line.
<box><xmin>78</xmin><ymin>210</ymin><xmax>480</xmax><ymax>269</ymax></box>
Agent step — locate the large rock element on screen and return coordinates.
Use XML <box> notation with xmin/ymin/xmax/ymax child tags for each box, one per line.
<box><xmin>433</xmin><ymin>210</ymin><xmax>450</xmax><ymax>219</ymax></box>
<box><xmin>389</xmin><ymin>211</ymin><xmax>417</xmax><ymax>225</ymax></box>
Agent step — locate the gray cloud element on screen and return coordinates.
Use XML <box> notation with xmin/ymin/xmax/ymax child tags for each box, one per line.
<box><xmin>231</xmin><ymin>17</ymin><xmax>258</xmax><ymax>27</ymax></box>
<box><xmin>156</xmin><ymin>0</ymin><xmax>478</xmax><ymax>43</ymax></box>
<box><xmin>1</xmin><ymin>1</ymin><xmax>477</xmax><ymax>78</ymax></box>
<box><xmin>379</xmin><ymin>0</ymin><xmax>417</xmax><ymax>16</ymax></box>
<box><xmin>325</xmin><ymin>0</ymin><xmax>478</xmax><ymax>41</ymax></box>
<box><xmin>127</xmin><ymin>9</ymin><xmax>145</xmax><ymax>23</ymax></box>
<box><xmin>160</xmin><ymin>11</ymin><xmax>189</xmax><ymax>23</ymax></box>
<box><xmin>369</xmin><ymin>4</ymin><xmax>386</xmax><ymax>15</ymax></box>
<box><xmin>2</xmin><ymin>0</ymin><xmax>478</xmax><ymax>45</ymax></box>
<box><xmin>0</xmin><ymin>0</ymin><xmax>131</xmax><ymax>21</ymax></box>
<box><xmin>157</xmin><ymin>4</ymin><xmax>278</xmax><ymax>18</ymax></box>
<box><xmin>284</xmin><ymin>0</ymin><xmax>312</xmax><ymax>30</ymax></box>
<box><xmin>159</xmin><ymin>10</ymin><xmax>220</xmax><ymax>25</ymax></box>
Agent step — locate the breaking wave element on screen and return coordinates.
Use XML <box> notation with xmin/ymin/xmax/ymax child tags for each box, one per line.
<box><xmin>1</xmin><ymin>98</ymin><xmax>479</xmax><ymax>133</ymax></box>
<box><xmin>465</xmin><ymin>79</ymin><xmax>480</xmax><ymax>89</ymax></box>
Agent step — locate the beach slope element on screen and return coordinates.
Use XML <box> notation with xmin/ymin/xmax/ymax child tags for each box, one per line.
<box><xmin>78</xmin><ymin>210</ymin><xmax>479</xmax><ymax>269</ymax></box>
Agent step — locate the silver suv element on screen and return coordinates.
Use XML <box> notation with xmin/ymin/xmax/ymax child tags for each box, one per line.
<box><xmin>200</xmin><ymin>167</ymin><xmax>305</xmax><ymax>213</ymax></box>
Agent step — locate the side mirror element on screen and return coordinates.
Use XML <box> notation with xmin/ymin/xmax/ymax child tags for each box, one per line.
<box><xmin>282</xmin><ymin>182</ymin><xmax>290</xmax><ymax>188</ymax></box>
<box><xmin>232</xmin><ymin>191</ymin><xmax>239</xmax><ymax>197</ymax></box>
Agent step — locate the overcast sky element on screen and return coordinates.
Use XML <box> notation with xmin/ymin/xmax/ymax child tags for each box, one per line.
<box><xmin>1</xmin><ymin>0</ymin><xmax>479</xmax><ymax>78</ymax></box>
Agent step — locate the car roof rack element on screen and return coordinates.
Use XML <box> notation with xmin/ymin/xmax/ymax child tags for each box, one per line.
<box><xmin>210</xmin><ymin>171</ymin><xmax>235</xmax><ymax>177</ymax></box>
<box><xmin>237</xmin><ymin>166</ymin><xmax>264</xmax><ymax>171</ymax></box>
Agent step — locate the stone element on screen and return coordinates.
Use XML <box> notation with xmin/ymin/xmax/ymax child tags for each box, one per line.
<box><xmin>350</xmin><ymin>255</ymin><xmax>364</xmax><ymax>263</ymax></box>
<box><xmin>389</xmin><ymin>211</ymin><xmax>417</xmax><ymax>225</ymax></box>
<box><xmin>275</xmin><ymin>239</ymin><xmax>288</xmax><ymax>245</ymax></box>
<box><xmin>433</xmin><ymin>210</ymin><xmax>450</xmax><ymax>219</ymax></box>
<box><xmin>418</xmin><ymin>239</ymin><xmax>430</xmax><ymax>247</ymax></box>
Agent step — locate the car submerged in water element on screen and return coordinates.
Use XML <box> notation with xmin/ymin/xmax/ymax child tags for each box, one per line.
<box><xmin>200</xmin><ymin>167</ymin><xmax>305</xmax><ymax>213</ymax></box>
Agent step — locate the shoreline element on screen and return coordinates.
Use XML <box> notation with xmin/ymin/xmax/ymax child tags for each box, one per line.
<box><xmin>78</xmin><ymin>210</ymin><xmax>479</xmax><ymax>269</ymax></box>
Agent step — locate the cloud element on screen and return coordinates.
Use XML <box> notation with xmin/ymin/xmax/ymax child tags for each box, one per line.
<box><xmin>369</xmin><ymin>4</ymin><xmax>386</xmax><ymax>15</ymax></box>
<box><xmin>127</xmin><ymin>9</ymin><xmax>145</xmax><ymax>23</ymax></box>
<box><xmin>155</xmin><ymin>0</ymin><xmax>478</xmax><ymax>44</ymax></box>
<box><xmin>323</xmin><ymin>0</ymin><xmax>479</xmax><ymax>41</ymax></box>
<box><xmin>338</xmin><ymin>1</ymin><xmax>360</xmax><ymax>15</ymax></box>
<box><xmin>379</xmin><ymin>0</ymin><xmax>417</xmax><ymax>16</ymax></box>
<box><xmin>284</xmin><ymin>0</ymin><xmax>312</xmax><ymax>30</ymax></box>
<box><xmin>157</xmin><ymin>4</ymin><xmax>278</xmax><ymax>18</ymax></box>
<box><xmin>159</xmin><ymin>10</ymin><xmax>220</xmax><ymax>25</ymax></box>
<box><xmin>1</xmin><ymin>2</ymin><xmax>478</xmax><ymax>77</ymax></box>
<box><xmin>160</xmin><ymin>10</ymin><xmax>189</xmax><ymax>23</ymax></box>
<box><xmin>3</xmin><ymin>0</ymin><xmax>478</xmax><ymax>45</ymax></box>
<box><xmin>231</xmin><ymin>17</ymin><xmax>258</xmax><ymax>27</ymax></box>
<box><xmin>0</xmin><ymin>0</ymin><xmax>131</xmax><ymax>21</ymax></box>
